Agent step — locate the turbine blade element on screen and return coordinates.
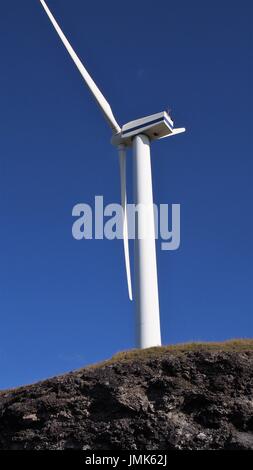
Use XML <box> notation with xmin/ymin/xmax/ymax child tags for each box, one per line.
<box><xmin>118</xmin><ymin>146</ymin><xmax>133</xmax><ymax>301</ymax></box>
<box><xmin>39</xmin><ymin>0</ymin><xmax>121</xmax><ymax>135</ymax></box>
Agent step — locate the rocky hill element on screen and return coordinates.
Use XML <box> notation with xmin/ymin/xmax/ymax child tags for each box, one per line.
<box><xmin>0</xmin><ymin>340</ymin><xmax>252</xmax><ymax>450</ymax></box>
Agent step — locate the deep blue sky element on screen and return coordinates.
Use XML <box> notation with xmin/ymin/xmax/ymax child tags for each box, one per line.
<box><xmin>0</xmin><ymin>0</ymin><xmax>252</xmax><ymax>389</ymax></box>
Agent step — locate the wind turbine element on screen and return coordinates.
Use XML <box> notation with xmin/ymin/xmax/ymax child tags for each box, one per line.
<box><xmin>39</xmin><ymin>0</ymin><xmax>185</xmax><ymax>349</ymax></box>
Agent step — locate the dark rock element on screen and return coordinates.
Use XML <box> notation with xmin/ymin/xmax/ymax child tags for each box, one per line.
<box><xmin>0</xmin><ymin>349</ymin><xmax>252</xmax><ymax>450</ymax></box>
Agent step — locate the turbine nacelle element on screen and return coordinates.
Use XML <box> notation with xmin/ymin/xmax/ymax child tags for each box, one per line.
<box><xmin>111</xmin><ymin>111</ymin><xmax>185</xmax><ymax>147</ymax></box>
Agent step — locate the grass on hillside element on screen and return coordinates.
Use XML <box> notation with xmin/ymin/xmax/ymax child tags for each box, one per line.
<box><xmin>87</xmin><ymin>339</ymin><xmax>253</xmax><ymax>370</ymax></box>
<box><xmin>1</xmin><ymin>339</ymin><xmax>252</xmax><ymax>394</ymax></box>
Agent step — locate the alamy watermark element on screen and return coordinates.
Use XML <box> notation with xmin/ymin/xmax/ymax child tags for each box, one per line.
<box><xmin>72</xmin><ymin>196</ymin><xmax>180</xmax><ymax>251</ymax></box>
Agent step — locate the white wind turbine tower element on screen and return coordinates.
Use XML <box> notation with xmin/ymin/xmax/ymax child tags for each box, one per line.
<box><xmin>39</xmin><ymin>0</ymin><xmax>185</xmax><ymax>349</ymax></box>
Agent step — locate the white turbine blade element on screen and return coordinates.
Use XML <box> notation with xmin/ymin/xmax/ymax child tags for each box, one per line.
<box><xmin>118</xmin><ymin>145</ymin><xmax>133</xmax><ymax>301</ymax></box>
<box><xmin>159</xmin><ymin>127</ymin><xmax>186</xmax><ymax>139</ymax></box>
<box><xmin>39</xmin><ymin>0</ymin><xmax>121</xmax><ymax>135</ymax></box>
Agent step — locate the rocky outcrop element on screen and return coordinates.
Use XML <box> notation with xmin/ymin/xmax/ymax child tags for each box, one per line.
<box><xmin>0</xmin><ymin>343</ymin><xmax>252</xmax><ymax>450</ymax></box>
